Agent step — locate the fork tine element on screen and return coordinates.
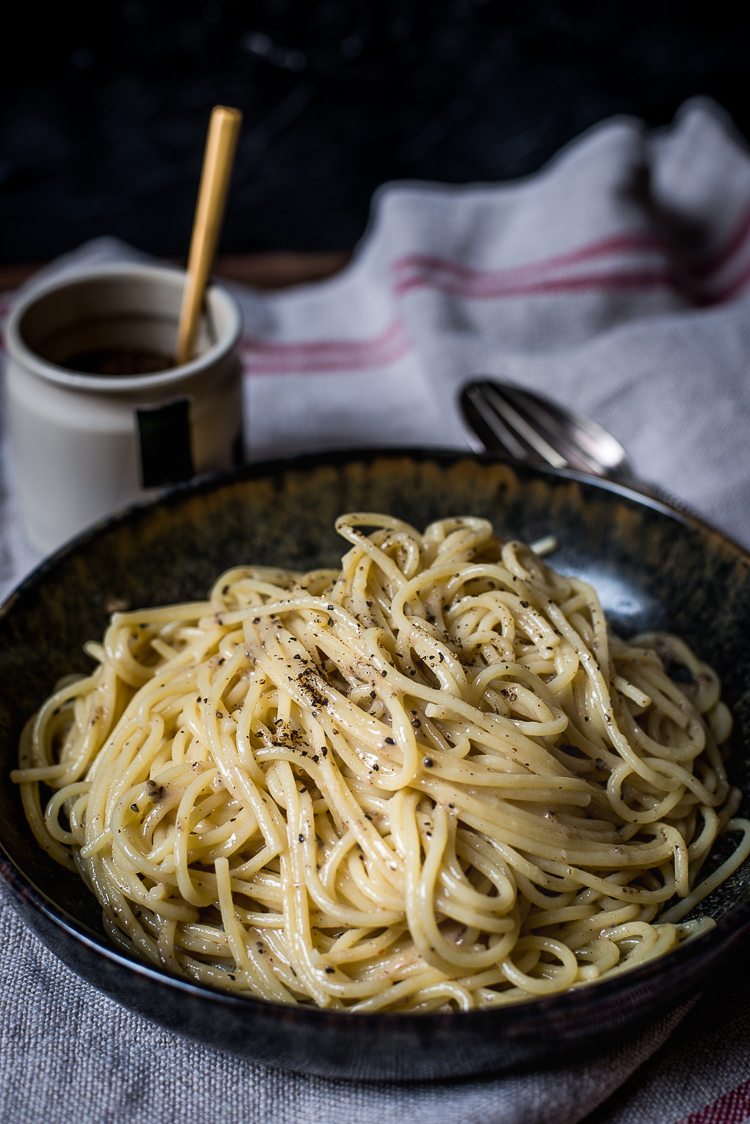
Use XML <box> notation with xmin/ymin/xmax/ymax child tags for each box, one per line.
<box><xmin>461</xmin><ymin>384</ymin><xmax>532</xmax><ymax>462</ymax></box>
<box><xmin>496</xmin><ymin>385</ymin><xmax>611</xmax><ymax>476</ymax></box>
<box><xmin>481</xmin><ymin>384</ymin><xmax>568</xmax><ymax>469</ymax></box>
<box><xmin>499</xmin><ymin>383</ymin><xmax>629</xmax><ymax>475</ymax></box>
<box><xmin>460</xmin><ymin>379</ymin><xmax>631</xmax><ymax>479</ymax></box>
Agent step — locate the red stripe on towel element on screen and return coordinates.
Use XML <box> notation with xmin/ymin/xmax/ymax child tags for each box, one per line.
<box><xmin>391</xmin><ymin>230</ymin><xmax>667</xmax><ymax>291</ymax></box>
<box><xmin>238</xmin><ymin>202</ymin><xmax>750</xmax><ymax>376</ymax></box>
<box><xmin>393</xmin><ymin>265</ymin><xmax>675</xmax><ymax>299</ymax></box>
<box><xmin>693</xmin><ymin>199</ymin><xmax>750</xmax><ymax>280</ymax></box>
<box><xmin>673</xmin><ymin>1076</ymin><xmax>750</xmax><ymax>1124</ymax></box>
<box><xmin>242</xmin><ymin>316</ymin><xmax>412</xmax><ymax>374</ymax></box>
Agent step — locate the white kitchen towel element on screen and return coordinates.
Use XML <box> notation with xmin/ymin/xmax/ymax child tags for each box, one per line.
<box><xmin>2</xmin><ymin>96</ymin><xmax>750</xmax><ymax>1124</ymax></box>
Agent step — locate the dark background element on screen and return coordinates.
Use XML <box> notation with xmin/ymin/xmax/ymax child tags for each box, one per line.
<box><xmin>1</xmin><ymin>1</ymin><xmax>749</xmax><ymax>265</ymax></box>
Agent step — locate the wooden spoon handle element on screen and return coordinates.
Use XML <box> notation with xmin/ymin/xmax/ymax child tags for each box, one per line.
<box><xmin>176</xmin><ymin>105</ymin><xmax>242</xmax><ymax>366</ymax></box>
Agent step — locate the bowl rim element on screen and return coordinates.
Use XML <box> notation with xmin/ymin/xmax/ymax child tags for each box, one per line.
<box><xmin>2</xmin><ymin>444</ymin><xmax>750</xmax><ymax>1031</ymax></box>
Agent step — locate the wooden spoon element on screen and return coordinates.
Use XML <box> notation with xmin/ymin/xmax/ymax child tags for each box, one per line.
<box><xmin>176</xmin><ymin>105</ymin><xmax>243</xmax><ymax>366</ymax></box>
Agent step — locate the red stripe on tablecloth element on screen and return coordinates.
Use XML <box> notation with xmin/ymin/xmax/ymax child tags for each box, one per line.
<box><xmin>391</xmin><ymin>231</ymin><xmax>667</xmax><ymax>290</ymax></box>
<box><xmin>698</xmin><ymin>255</ymin><xmax>750</xmax><ymax>306</ymax></box>
<box><xmin>240</xmin><ymin>262</ymin><xmax>676</xmax><ymax>376</ymax></box>
<box><xmin>673</xmin><ymin>1076</ymin><xmax>750</xmax><ymax>1124</ymax></box>
<box><xmin>241</xmin><ymin>315</ymin><xmax>412</xmax><ymax>374</ymax></box>
<box><xmin>393</xmin><ymin>199</ymin><xmax>750</xmax><ymax>305</ymax></box>
<box><xmin>392</xmin><ymin>266</ymin><xmax>675</xmax><ymax>299</ymax></box>
<box><xmin>241</xmin><ymin>262</ymin><xmax>675</xmax><ymax>375</ymax></box>
<box><xmin>692</xmin><ymin>199</ymin><xmax>750</xmax><ymax>280</ymax></box>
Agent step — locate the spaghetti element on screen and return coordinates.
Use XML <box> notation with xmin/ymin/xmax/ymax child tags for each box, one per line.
<box><xmin>13</xmin><ymin>513</ymin><xmax>750</xmax><ymax>1012</ymax></box>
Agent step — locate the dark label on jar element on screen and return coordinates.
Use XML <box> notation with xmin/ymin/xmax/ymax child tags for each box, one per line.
<box><xmin>136</xmin><ymin>398</ymin><xmax>194</xmax><ymax>488</ymax></box>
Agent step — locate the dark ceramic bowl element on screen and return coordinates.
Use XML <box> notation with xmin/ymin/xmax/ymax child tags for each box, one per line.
<box><xmin>2</xmin><ymin>449</ymin><xmax>750</xmax><ymax>1082</ymax></box>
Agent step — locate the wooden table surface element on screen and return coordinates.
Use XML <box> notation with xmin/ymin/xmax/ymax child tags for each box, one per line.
<box><xmin>0</xmin><ymin>251</ymin><xmax>350</xmax><ymax>294</ymax></box>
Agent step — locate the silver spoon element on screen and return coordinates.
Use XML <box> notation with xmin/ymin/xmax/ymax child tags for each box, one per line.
<box><xmin>460</xmin><ymin>378</ymin><xmax>637</xmax><ymax>483</ymax></box>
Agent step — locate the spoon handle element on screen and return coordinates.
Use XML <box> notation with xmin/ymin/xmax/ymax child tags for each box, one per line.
<box><xmin>176</xmin><ymin>106</ymin><xmax>242</xmax><ymax>366</ymax></box>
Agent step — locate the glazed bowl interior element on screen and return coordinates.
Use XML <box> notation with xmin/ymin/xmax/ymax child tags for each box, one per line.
<box><xmin>2</xmin><ymin>449</ymin><xmax>750</xmax><ymax>1082</ymax></box>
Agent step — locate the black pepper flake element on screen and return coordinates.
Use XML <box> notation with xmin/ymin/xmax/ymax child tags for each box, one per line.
<box><xmin>130</xmin><ymin>803</ymin><xmax>139</xmax><ymax>812</ymax></box>
<box><xmin>584</xmin><ymin>716</ymin><xmax>590</xmax><ymax>722</ymax></box>
<box><xmin>327</xmin><ymin>605</ymin><xmax>334</xmax><ymax>611</ymax></box>
<box><xmin>520</xmin><ymin>600</ymin><xmax>529</xmax><ymax>608</ymax></box>
<box><xmin>325</xmin><ymin>966</ymin><xmax>334</xmax><ymax>974</ymax></box>
<box><xmin>216</xmin><ymin>711</ymin><xmax>224</xmax><ymax>719</ymax></box>
<box><xmin>370</xmin><ymin>690</ymin><xmax>376</xmax><ymax>699</ymax></box>
<box><xmin>381</xmin><ymin>669</ymin><xmax>387</xmax><ymax>677</ymax></box>
<box><xmin>412</xmin><ymin>718</ymin><xmax>421</xmax><ymax>728</ymax></box>
<box><xmin>372</xmin><ymin>764</ymin><xmax>379</xmax><ymax>771</ymax></box>
<box><xmin>423</xmin><ymin>757</ymin><xmax>434</xmax><ymax>768</ymax></box>
<box><xmin>321</xmin><ymin>747</ymin><xmax>328</xmax><ymax>757</ymax></box>
<box><xmin>298</xmin><ymin>834</ymin><xmax>305</xmax><ymax>843</ymax></box>
<box><xmin>385</xmin><ymin>737</ymin><xmax>396</xmax><ymax>745</ymax></box>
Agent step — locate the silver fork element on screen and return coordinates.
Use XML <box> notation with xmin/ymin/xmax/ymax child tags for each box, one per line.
<box><xmin>459</xmin><ymin>379</ymin><xmax>636</xmax><ymax>483</ymax></box>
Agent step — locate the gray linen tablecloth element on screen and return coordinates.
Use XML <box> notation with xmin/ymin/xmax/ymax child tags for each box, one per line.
<box><xmin>2</xmin><ymin>97</ymin><xmax>750</xmax><ymax>1123</ymax></box>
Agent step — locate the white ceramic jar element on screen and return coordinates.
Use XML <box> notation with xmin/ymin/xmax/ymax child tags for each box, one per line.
<box><xmin>4</xmin><ymin>263</ymin><xmax>244</xmax><ymax>552</ymax></box>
